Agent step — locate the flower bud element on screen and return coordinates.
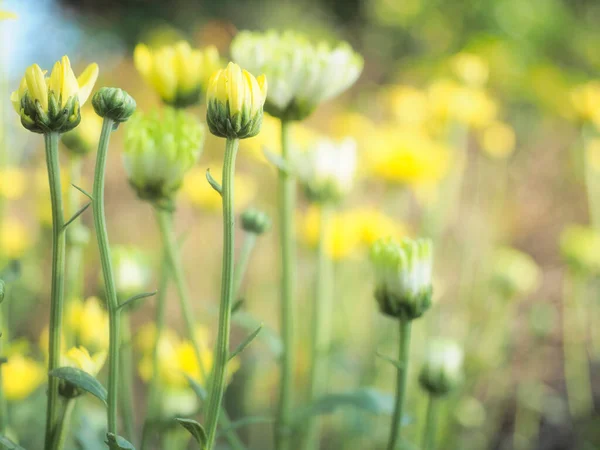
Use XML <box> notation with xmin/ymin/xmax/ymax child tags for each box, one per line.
<box><xmin>92</xmin><ymin>87</ymin><xmax>136</xmax><ymax>123</ymax></box>
<box><xmin>59</xmin><ymin>346</ymin><xmax>107</xmax><ymax>399</ymax></box>
<box><xmin>11</xmin><ymin>56</ymin><xmax>98</xmax><ymax>134</ymax></box>
<box><xmin>491</xmin><ymin>246</ymin><xmax>541</xmax><ymax>298</ymax></box>
<box><xmin>297</xmin><ymin>137</ymin><xmax>357</xmax><ymax>204</ymax></box>
<box><xmin>110</xmin><ymin>246</ymin><xmax>152</xmax><ymax>301</ymax></box>
<box><xmin>124</xmin><ymin>108</ymin><xmax>204</xmax><ymax>209</ymax></box>
<box><xmin>369</xmin><ymin>237</ymin><xmax>433</xmax><ymax>320</ymax></box>
<box><xmin>419</xmin><ymin>339</ymin><xmax>464</xmax><ymax>396</ymax></box>
<box><xmin>560</xmin><ymin>225</ymin><xmax>600</xmax><ymax>275</ymax></box>
<box><xmin>206</xmin><ymin>62</ymin><xmax>267</xmax><ymax>139</ymax></box>
<box><xmin>241</xmin><ymin>208</ymin><xmax>272</xmax><ymax>234</ymax></box>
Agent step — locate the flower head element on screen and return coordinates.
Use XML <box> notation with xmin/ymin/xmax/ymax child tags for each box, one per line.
<box><xmin>451</xmin><ymin>52</ymin><xmax>489</xmax><ymax>87</ymax></box>
<box><xmin>241</xmin><ymin>208</ymin><xmax>272</xmax><ymax>234</ymax></box>
<box><xmin>134</xmin><ymin>41</ymin><xmax>220</xmax><ymax>108</ymax></box>
<box><xmin>124</xmin><ymin>108</ymin><xmax>205</xmax><ymax>209</ymax></box>
<box><xmin>491</xmin><ymin>247</ymin><xmax>541</xmax><ymax>298</ymax></box>
<box><xmin>61</xmin><ymin>108</ymin><xmax>103</xmax><ymax>155</ymax></box>
<box><xmin>232</xmin><ymin>30</ymin><xmax>363</xmax><ymax>121</ymax></box>
<box><xmin>110</xmin><ymin>246</ymin><xmax>152</xmax><ymax>301</ymax></box>
<box><xmin>370</xmin><ymin>237</ymin><xmax>433</xmax><ymax>320</ymax></box>
<box><xmin>419</xmin><ymin>339</ymin><xmax>464</xmax><ymax>396</ymax></box>
<box><xmin>92</xmin><ymin>87</ymin><xmax>136</xmax><ymax>123</ymax></box>
<box><xmin>11</xmin><ymin>56</ymin><xmax>98</xmax><ymax>133</ymax></box>
<box><xmin>560</xmin><ymin>225</ymin><xmax>600</xmax><ymax>274</ymax></box>
<box><xmin>301</xmin><ymin>206</ymin><xmax>362</xmax><ymax>260</ymax></box>
<box><xmin>59</xmin><ymin>346</ymin><xmax>107</xmax><ymax>398</ymax></box>
<box><xmin>2</xmin><ymin>355</ymin><xmax>45</xmax><ymax>401</ymax></box>
<box><xmin>570</xmin><ymin>82</ymin><xmax>600</xmax><ymax>126</ymax></box>
<box><xmin>478</xmin><ymin>121</ymin><xmax>516</xmax><ymax>159</ymax></box>
<box><xmin>206</xmin><ymin>62</ymin><xmax>267</xmax><ymax>139</ymax></box>
<box><xmin>66</xmin><ymin>297</ymin><xmax>109</xmax><ymax>351</ymax></box>
<box><xmin>297</xmin><ymin>137</ymin><xmax>357</xmax><ymax>203</ymax></box>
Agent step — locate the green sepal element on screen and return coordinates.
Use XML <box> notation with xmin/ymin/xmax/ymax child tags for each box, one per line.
<box><xmin>175</xmin><ymin>418</ymin><xmax>207</xmax><ymax>449</ymax></box>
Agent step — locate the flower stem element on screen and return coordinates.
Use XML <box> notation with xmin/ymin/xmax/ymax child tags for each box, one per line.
<box><xmin>233</xmin><ymin>232</ymin><xmax>257</xmax><ymax>298</ymax></box>
<box><xmin>92</xmin><ymin>118</ymin><xmax>122</xmax><ymax>435</ymax></box>
<box><xmin>387</xmin><ymin>318</ymin><xmax>412</xmax><ymax>450</ymax></box>
<box><xmin>276</xmin><ymin>119</ymin><xmax>296</xmax><ymax>450</ymax></box>
<box><xmin>422</xmin><ymin>395</ymin><xmax>438</xmax><ymax>450</ymax></box>
<box><xmin>51</xmin><ymin>398</ymin><xmax>76</xmax><ymax>450</ymax></box>
<box><xmin>119</xmin><ymin>311</ymin><xmax>135</xmax><ymax>439</ymax></box>
<box><xmin>43</xmin><ymin>131</ymin><xmax>67</xmax><ymax>449</ymax></box>
<box><xmin>155</xmin><ymin>204</ymin><xmax>244</xmax><ymax>450</ymax></box>
<box><xmin>303</xmin><ymin>204</ymin><xmax>334</xmax><ymax>450</ymax></box>
<box><xmin>205</xmin><ymin>137</ymin><xmax>239</xmax><ymax>450</ymax></box>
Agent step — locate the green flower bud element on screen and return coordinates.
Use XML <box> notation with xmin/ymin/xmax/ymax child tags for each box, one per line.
<box><xmin>241</xmin><ymin>208</ymin><xmax>272</xmax><ymax>234</ymax></box>
<box><xmin>232</xmin><ymin>30</ymin><xmax>363</xmax><ymax>122</ymax></box>
<box><xmin>123</xmin><ymin>108</ymin><xmax>204</xmax><ymax>209</ymax></box>
<box><xmin>560</xmin><ymin>225</ymin><xmax>600</xmax><ymax>274</ymax></box>
<box><xmin>110</xmin><ymin>246</ymin><xmax>152</xmax><ymax>301</ymax></box>
<box><xmin>369</xmin><ymin>237</ymin><xmax>433</xmax><ymax>320</ymax></box>
<box><xmin>419</xmin><ymin>339</ymin><xmax>464</xmax><ymax>396</ymax></box>
<box><xmin>491</xmin><ymin>246</ymin><xmax>541</xmax><ymax>298</ymax></box>
<box><xmin>92</xmin><ymin>87</ymin><xmax>136</xmax><ymax>123</ymax></box>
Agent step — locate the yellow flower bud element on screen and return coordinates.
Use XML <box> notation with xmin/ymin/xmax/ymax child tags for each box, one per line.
<box><xmin>206</xmin><ymin>62</ymin><xmax>267</xmax><ymax>139</ymax></box>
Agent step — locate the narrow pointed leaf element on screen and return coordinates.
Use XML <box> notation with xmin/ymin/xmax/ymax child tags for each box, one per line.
<box><xmin>176</xmin><ymin>418</ymin><xmax>207</xmax><ymax>448</ymax></box>
<box><xmin>185</xmin><ymin>374</ymin><xmax>207</xmax><ymax>401</ymax></box>
<box><xmin>50</xmin><ymin>367</ymin><xmax>107</xmax><ymax>405</ymax></box>
<box><xmin>229</xmin><ymin>324</ymin><xmax>263</xmax><ymax>361</ymax></box>
<box><xmin>263</xmin><ymin>148</ymin><xmax>292</xmax><ymax>175</ymax></box>
<box><xmin>205</xmin><ymin>169</ymin><xmax>222</xmax><ymax>195</ymax></box>
<box><xmin>231</xmin><ymin>298</ymin><xmax>244</xmax><ymax>314</ymax></box>
<box><xmin>62</xmin><ymin>202</ymin><xmax>92</xmax><ymax>230</ymax></box>
<box><xmin>233</xmin><ymin>311</ymin><xmax>282</xmax><ymax>357</ymax></box>
<box><xmin>376</xmin><ymin>351</ymin><xmax>404</xmax><ymax>370</ymax></box>
<box><xmin>105</xmin><ymin>433</ymin><xmax>135</xmax><ymax>450</ymax></box>
<box><xmin>0</xmin><ymin>436</ymin><xmax>25</xmax><ymax>449</ymax></box>
<box><xmin>72</xmin><ymin>183</ymin><xmax>94</xmax><ymax>200</ymax></box>
<box><xmin>117</xmin><ymin>290</ymin><xmax>158</xmax><ymax>312</ymax></box>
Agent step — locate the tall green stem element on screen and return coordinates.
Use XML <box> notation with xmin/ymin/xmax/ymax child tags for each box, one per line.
<box><xmin>387</xmin><ymin>318</ymin><xmax>412</xmax><ymax>450</ymax></box>
<box><xmin>92</xmin><ymin>118</ymin><xmax>121</xmax><ymax>435</ymax></box>
<box><xmin>205</xmin><ymin>138</ymin><xmax>239</xmax><ymax>449</ymax></box>
<box><xmin>303</xmin><ymin>205</ymin><xmax>334</xmax><ymax>450</ymax></box>
<box><xmin>276</xmin><ymin>119</ymin><xmax>296</xmax><ymax>450</ymax></box>
<box><xmin>43</xmin><ymin>131</ymin><xmax>67</xmax><ymax>449</ymax></box>
<box><xmin>0</xmin><ymin>301</ymin><xmax>8</xmax><ymax>434</ymax></box>
<box><xmin>119</xmin><ymin>312</ymin><xmax>135</xmax><ymax>439</ymax></box>
<box><xmin>155</xmin><ymin>205</ymin><xmax>244</xmax><ymax>450</ymax></box>
<box><xmin>51</xmin><ymin>399</ymin><xmax>76</xmax><ymax>450</ymax></box>
<box><xmin>65</xmin><ymin>156</ymin><xmax>86</xmax><ymax>305</ymax></box>
<box><xmin>422</xmin><ymin>396</ymin><xmax>438</xmax><ymax>450</ymax></box>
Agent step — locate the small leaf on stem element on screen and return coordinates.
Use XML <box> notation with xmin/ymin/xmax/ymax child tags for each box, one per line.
<box><xmin>117</xmin><ymin>290</ymin><xmax>158</xmax><ymax>312</ymax></box>
<box><xmin>50</xmin><ymin>367</ymin><xmax>108</xmax><ymax>405</ymax></box>
<box><xmin>205</xmin><ymin>169</ymin><xmax>222</xmax><ymax>195</ymax></box>
<box><xmin>176</xmin><ymin>418</ymin><xmax>207</xmax><ymax>448</ymax></box>
<box><xmin>105</xmin><ymin>433</ymin><xmax>135</xmax><ymax>450</ymax></box>
<box><xmin>62</xmin><ymin>202</ymin><xmax>92</xmax><ymax>230</ymax></box>
<box><xmin>71</xmin><ymin>183</ymin><xmax>94</xmax><ymax>200</ymax></box>
<box><xmin>229</xmin><ymin>324</ymin><xmax>263</xmax><ymax>361</ymax></box>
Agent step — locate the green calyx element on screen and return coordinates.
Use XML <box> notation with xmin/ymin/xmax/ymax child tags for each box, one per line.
<box><xmin>18</xmin><ymin>91</ymin><xmax>81</xmax><ymax>134</ymax></box>
<box><xmin>375</xmin><ymin>285</ymin><xmax>433</xmax><ymax>320</ymax></box>
<box><xmin>92</xmin><ymin>87</ymin><xmax>137</xmax><ymax>123</ymax></box>
<box><xmin>207</xmin><ymin>100</ymin><xmax>263</xmax><ymax>139</ymax></box>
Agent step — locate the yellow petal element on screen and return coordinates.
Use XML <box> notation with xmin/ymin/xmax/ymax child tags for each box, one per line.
<box><xmin>133</xmin><ymin>44</ymin><xmax>153</xmax><ymax>79</ymax></box>
<box><xmin>25</xmin><ymin>64</ymin><xmax>48</xmax><ymax>112</ymax></box>
<box><xmin>11</xmin><ymin>76</ymin><xmax>27</xmax><ymax>113</ymax></box>
<box><xmin>77</xmin><ymin>63</ymin><xmax>99</xmax><ymax>106</ymax></box>
<box><xmin>256</xmin><ymin>74</ymin><xmax>268</xmax><ymax>102</ymax></box>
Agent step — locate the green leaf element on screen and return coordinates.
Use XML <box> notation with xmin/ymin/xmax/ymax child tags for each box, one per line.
<box><xmin>233</xmin><ymin>311</ymin><xmax>282</xmax><ymax>357</ymax></box>
<box><xmin>291</xmin><ymin>388</ymin><xmax>397</xmax><ymax>425</ymax></box>
<box><xmin>63</xmin><ymin>201</ymin><xmax>92</xmax><ymax>230</ymax></box>
<box><xmin>72</xmin><ymin>183</ymin><xmax>93</xmax><ymax>200</ymax></box>
<box><xmin>216</xmin><ymin>416</ymin><xmax>274</xmax><ymax>436</ymax></box>
<box><xmin>229</xmin><ymin>324</ymin><xmax>263</xmax><ymax>361</ymax></box>
<box><xmin>0</xmin><ymin>260</ymin><xmax>21</xmax><ymax>283</ymax></box>
<box><xmin>0</xmin><ymin>436</ymin><xmax>25</xmax><ymax>449</ymax></box>
<box><xmin>231</xmin><ymin>298</ymin><xmax>244</xmax><ymax>314</ymax></box>
<box><xmin>105</xmin><ymin>433</ymin><xmax>135</xmax><ymax>450</ymax></box>
<box><xmin>50</xmin><ymin>367</ymin><xmax>107</xmax><ymax>405</ymax></box>
<box><xmin>263</xmin><ymin>148</ymin><xmax>293</xmax><ymax>175</ymax></box>
<box><xmin>175</xmin><ymin>418</ymin><xmax>207</xmax><ymax>448</ymax></box>
<box><xmin>205</xmin><ymin>168</ymin><xmax>222</xmax><ymax>195</ymax></box>
<box><xmin>376</xmin><ymin>352</ymin><xmax>404</xmax><ymax>370</ymax></box>
<box><xmin>117</xmin><ymin>290</ymin><xmax>158</xmax><ymax>312</ymax></box>
<box><xmin>185</xmin><ymin>374</ymin><xmax>207</xmax><ymax>401</ymax></box>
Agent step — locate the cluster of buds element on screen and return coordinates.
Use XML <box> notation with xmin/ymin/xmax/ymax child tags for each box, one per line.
<box><xmin>297</xmin><ymin>137</ymin><xmax>357</xmax><ymax>204</ymax></box>
<box><xmin>232</xmin><ymin>30</ymin><xmax>363</xmax><ymax>121</ymax></box>
<box><xmin>11</xmin><ymin>56</ymin><xmax>98</xmax><ymax>134</ymax></box>
<box><xmin>419</xmin><ymin>339</ymin><xmax>464</xmax><ymax>396</ymax></box>
<box><xmin>370</xmin><ymin>237</ymin><xmax>433</xmax><ymax>320</ymax></box>
<box><xmin>123</xmin><ymin>108</ymin><xmax>204</xmax><ymax>209</ymax></box>
<box><xmin>134</xmin><ymin>41</ymin><xmax>220</xmax><ymax>108</ymax></box>
<box><xmin>206</xmin><ymin>62</ymin><xmax>268</xmax><ymax>139</ymax></box>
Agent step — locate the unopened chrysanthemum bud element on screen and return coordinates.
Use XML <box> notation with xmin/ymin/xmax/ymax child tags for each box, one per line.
<box><xmin>232</xmin><ymin>30</ymin><xmax>363</xmax><ymax>121</ymax></box>
<box><xmin>61</xmin><ymin>109</ymin><xmax>103</xmax><ymax>156</ymax></box>
<box><xmin>124</xmin><ymin>108</ymin><xmax>204</xmax><ymax>209</ymax></box>
<box><xmin>297</xmin><ymin>137</ymin><xmax>357</xmax><ymax>203</ymax></box>
<box><xmin>92</xmin><ymin>87</ymin><xmax>136</xmax><ymax>123</ymax></box>
<box><xmin>241</xmin><ymin>208</ymin><xmax>272</xmax><ymax>234</ymax></box>
<box><xmin>560</xmin><ymin>225</ymin><xmax>600</xmax><ymax>274</ymax></box>
<box><xmin>369</xmin><ymin>237</ymin><xmax>433</xmax><ymax>320</ymax></box>
<box><xmin>110</xmin><ymin>246</ymin><xmax>152</xmax><ymax>301</ymax></box>
<box><xmin>11</xmin><ymin>56</ymin><xmax>98</xmax><ymax>134</ymax></box>
<box><xmin>206</xmin><ymin>62</ymin><xmax>267</xmax><ymax>139</ymax></box>
<box><xmin>419</xmin><ymin>339</ymin><xmax>464</xmax><ymax>396</ymax></box>
<box><xmin>58</xmin><ymin>347</ymin><xmax>107</xmax><ymax>399</ymax></box>
<box><xmin>491</xmin><ymin>247</ymin><xmax>541</xmax><ymax>298</ymax></box>
<box><xmin>134</xmin><ymin>41</ymin><xmax>220</xmax><ymax>108</ymax></box>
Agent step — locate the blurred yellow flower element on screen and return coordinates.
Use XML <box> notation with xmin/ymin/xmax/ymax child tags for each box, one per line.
<box><xmin>348</xmin><ymin>208</ymin><xmax>408</xmax><ymax>245</ymax></box>
<box><xmin>39</xmin><ymin>326</ymin><xmax>66</xmax><ymax>359</ymax></box>
<box><xmin>2</xmin><ymin>355</ymin><xmax>45</xmax><ymax>401</ymax></box>
<box><xmin>451</xmin><ymin>52</ymin><xmax>489</xmax><ymax>87</ymax></box>
<box><xmin>0</xmin><ymin>167</ymin><xmax>26</xmax><ymax>199</ymax></box>
<box><xmin>586</xmin><ymin>139</ymin><xmax>600</xmax><ymax>173</ymax></box>
<box><xmin>0</xmin><ymin>9</ymin><xmax>16</xmax><ymax>20</ymax></box>
<box><xmin>0</xmin><ymin>218</ymin><xmax>31</xmax><ymax>259</ymax></box>
<box><xmin>67</xmin><ymin>297</ymin><xmax>109</xmax><ymax>351</ymax></box>
<box><xmin>570</xmin><ymin>82</ymin><xmax>600</xmax><ymax>126</ymax></box>
<box><xmin>182</xmin><ymin>164</ymin><xmax>257</xmax><ymax>212</ymax></box>
<box><xmin>560</xmin><ymin>225</ymin><xmax>600</xmax><ymax>274</ymax></box>
<box><xmin>386</xmin><ymin>86</ymin><xmax>429</xmax><ymax>128</ymax></box>
<box><xmin>328</xmin><ymin>112</ymin><xmax>376</xmax><ymax>144</ymax></box>
<box><xmin>478</xmin><ymin>121</ymin><xmax>516</xmax><ymax>159</ymax></box>
<box><xmin>63</xmin><ymin>346</ymin><xmax>107</xmax><ymax>376</ymax></box>
<box><xmin>491</xmin><ymin>247</ymin><xmax>541</xmax><ymax>297</ymax></box>
<box><xmin>301</xmin><ymin>206</ymin><xmax>362</xmax><ymax>260</ymax></box>
<box><xmin>134</xmin><ymin>41</ymin><xmax>220</xmax><ymax>108</ymax></box>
